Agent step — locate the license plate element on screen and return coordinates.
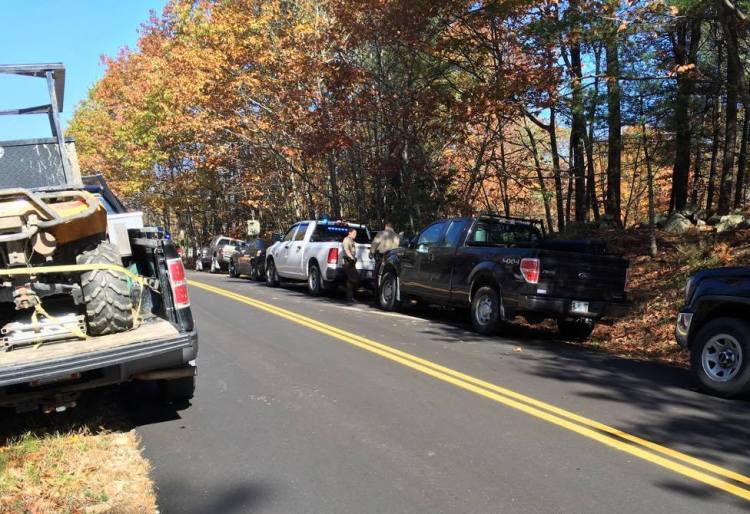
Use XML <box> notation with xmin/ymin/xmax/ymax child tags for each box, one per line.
<box><xmin>571</xmin><ymin>301</ymin><xmax>589</xmax><ymax>314</ymax></box>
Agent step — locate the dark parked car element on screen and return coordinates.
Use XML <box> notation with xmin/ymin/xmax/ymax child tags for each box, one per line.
<box><xmin>676</xmin><ymin>267</ymin><xmax>750</xmax><ymax>397</ymax></box>
<box><xmin>229</xmin><ymin>238</ymin><xmax>272</xmax><ymax>280</ymax></box>
<box><xmin>378</xmin><ymin>214</ymin><xmax>630</xmax><ymax>340</ymax></box>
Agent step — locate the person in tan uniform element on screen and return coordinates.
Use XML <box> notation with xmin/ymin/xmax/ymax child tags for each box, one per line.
<box><xmin>342</xmin><ymin>227</ymin><xmax>359</xmax><ymax>301</ymax></box>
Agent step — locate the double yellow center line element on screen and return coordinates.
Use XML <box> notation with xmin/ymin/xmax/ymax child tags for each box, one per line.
<box><xmin>189</xmin><ymin>279</ymin><xmax>750</xmax><ymax>502</ymax></box>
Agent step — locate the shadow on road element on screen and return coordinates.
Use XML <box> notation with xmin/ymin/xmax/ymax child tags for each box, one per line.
<box><xmin>0</xmin><ymin>385</ymin><xmax>188</xmax><ymax>444</ymax></box>
<box><xmin>156</xmin><ymin>479</ymin><xmax>277</xmax><ymax>514</ymax></box>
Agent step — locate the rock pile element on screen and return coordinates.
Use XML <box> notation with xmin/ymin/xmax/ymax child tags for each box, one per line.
<box><xmin>656</xmin><ymin>207</ymin><xmax>750</xmax><ymax>234</ymax></box>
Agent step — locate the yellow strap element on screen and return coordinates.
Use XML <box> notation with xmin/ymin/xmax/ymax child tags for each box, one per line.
<box><xmin>132</xmin><ymin>281</ymin><xmax>144</xmax><ymax>330</ymax></box>
<box><xmin>0</xmin><ymin>263</ymin><xmax>159</xmax><ymax>291</ymax></box>
<box><xmin>9</xmin><ymin>263</ymin><xmax>156</xmax><ymax>349</ymax></box>
<box><xmin>35</xmin><ymin>303</ymin><xmax>89</xmax><ymax>340</ymax></box>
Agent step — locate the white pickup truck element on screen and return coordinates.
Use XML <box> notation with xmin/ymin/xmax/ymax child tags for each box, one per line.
<box><xmin>265</xmin><ymin>220</ymin><xmax>376</xmax><ymax>295</ymax></box>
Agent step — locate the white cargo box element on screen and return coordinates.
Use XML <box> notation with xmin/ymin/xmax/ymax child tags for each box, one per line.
<box><xmin>107</xmin><ymin>211</ymin><xmax>144</xmax><ymax>257</ymax></box>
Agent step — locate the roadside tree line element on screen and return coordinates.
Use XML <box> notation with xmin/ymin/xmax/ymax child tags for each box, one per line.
<box><xmin>68</xmin><ymin>0</ymin><xmax>750</xmax><ymax>248</ymax></box>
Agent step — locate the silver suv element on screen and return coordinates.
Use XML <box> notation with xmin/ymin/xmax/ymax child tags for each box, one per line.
<box><xmin>196</xmin><ymin>235</ymin><xmax>243</xmax><ymax>273</ymax></box>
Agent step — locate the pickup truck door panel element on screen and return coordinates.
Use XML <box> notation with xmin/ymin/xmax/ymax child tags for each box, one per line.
<box><xmin>276</xmin><ymin>225</ymin><xmax>298</xmax><ymax>274</ymax></box>
<box><xmin>287</xmin><ymin>223</ymin><xmax>310</xmax><ymax>278</ymax></box>
<box><xmin>402</xmin><ymin>221</ymin><xmax>448</xmax><ymax>298</ymax></box>
<box><xmin>424</xmin><ymin>220</ymin><xmax>471</xmax><ymax>300</ymax></box>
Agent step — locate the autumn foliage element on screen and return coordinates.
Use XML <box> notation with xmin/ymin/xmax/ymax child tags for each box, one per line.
<box><xmin>68</xmin><ymin>0</ymin><xmax>749</xmax><ymax>247</ymax></box>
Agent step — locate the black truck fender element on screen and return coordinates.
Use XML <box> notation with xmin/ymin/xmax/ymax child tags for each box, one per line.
<box><xmin>467</xmin><ymin>261</ymin><xmax>505</xmax><ymax>302</ymax></box>
<box><xmin>467</xmin><ymin>262</ymin><xmax>509</xmax><ymax>320</ymax></box>
<box><xmin>686</xmin><ymin>295</ymin><xmax>750</xmax><ymax>348</ymax></box>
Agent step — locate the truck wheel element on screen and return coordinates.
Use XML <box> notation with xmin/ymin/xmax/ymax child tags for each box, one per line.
<box><xmin>471</xmin><ymin>286</ymin><xmax>501</xmax><ymax>335</ymax></box>
<box><xmin>250</xmin><ymin>261</ymin><xmax>260</xmax><ymax>281</ymax></box>
<box><xmin>557</xmin><ymin>318</ymin><xmax>595</xmax><ymax>341</ymax></box>
<box><xmin>308</xmin><ymin>263</ymin><xmax>323</xmax><ymax>296</ymax></box>
<box><xmin>379</xmin><ymin>270</ymin><xmax>401</xmax><ymax>311</ymax></box>
<box><xmin>229</xmin><ymin>260</ymin><xmax>239</xmax><ymax>278</ymax></box>
<box><xmin>77</xmin><ymin>241</ymin><xmax>134</xmax><ymax>336</ymax></box>
<box><xmin>266</xmin><ymin>260</ymin><xmax>279</xmax><ymax>287</ymax></box>
<box><xmin>691</xmin><ymin>317</ymin><xmax>750</xmax><ymax>398</ymax></box>
<box><xmin>162</xmin><ymin>375</ymin><xmax>196</xmax><ymax>402</ymax></box>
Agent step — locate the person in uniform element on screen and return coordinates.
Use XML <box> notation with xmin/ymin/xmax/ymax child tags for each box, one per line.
<box><xmin>370</xmin><ymin>222</ymin><xmax>400</xmax><ymax>275</ymax></box>
<box><xmin>343</xmin><ymin>227</ymin><xmax>359</xmax><ymax>301</ymax></box>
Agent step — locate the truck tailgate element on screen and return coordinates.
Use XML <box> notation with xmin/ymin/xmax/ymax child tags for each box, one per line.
<box><xmin>539</xmin><ymin>251</ymin><xmax>628</xmax><ymax>302</ymax></box>
<box><xmin>354</xmin><ymin>243</ymin><xmax>375</xmax><ymax>271</ymax></box>
<box><xmin>0</xmin><ymin>319</ymin><xmax>183</xmax><ymax>386</ymax></box>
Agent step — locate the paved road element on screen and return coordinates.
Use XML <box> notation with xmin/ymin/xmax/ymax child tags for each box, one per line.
<box><xmin>135</xmin><ymin>271</ymin><xmax>750</xmax><ymax>513</ymax></box>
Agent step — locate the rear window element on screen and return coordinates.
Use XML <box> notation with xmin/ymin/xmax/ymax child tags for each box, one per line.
<box><xmin>311</xmin><ymin>223</ymin><xmax>372</xmax><ymax>244</ymax></box>
<box><xmin>469</xmin><ymin>220</ymin><xmax>541</xmax><ymax>245</ymax></box>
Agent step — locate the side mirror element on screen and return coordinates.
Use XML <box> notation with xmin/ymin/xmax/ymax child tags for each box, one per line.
<box><xmin>271</xmin><ymin>233</ymin><xmax>283</xmax><ymax>242</ymax></box>
<box><xmin>416</xmin><ymin>243</ymin><xmax>428</xmax><ymax>254</ymax></box>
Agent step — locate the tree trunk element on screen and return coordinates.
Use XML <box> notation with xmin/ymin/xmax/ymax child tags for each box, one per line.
<box><xmin>327</xmin><ymin>153</ymin><xmax>341</xmax><ymax>219</ymax></box>
<box><xmin>524</xmin><ymin>125</ymin><xmax>555</xmax><ymax>232</ymax></box>
<box><xmin>584</xmin><ymin>44</ymin><xmax>602</xmax><ymax>222</ymax></box>
<box><xmin>690</xmin><ymin>97</ymin><xmax>710</xmax><ymax>207</ymax></box>
<box><xmin>642</xmin><ymin>120</ymin><xmax>658</xmax><ymax>257</ymax></box>
<box><xmin>568</xmin><ymin>0</ymin><xmax>587</xmax><ymax>223</ymax></box>
<box><xmin>669</xmin><ymin>18</ymin><xmax>702</xmax><ymax>212</ymax></box>
<box><xmin>707</xmin><ymin>98</ymin><xmax>722</xmax><ymax>213</ymax></box>
<box><xmin>718</xmin><ymin>3</ymin><xmax>739</xmax><ymax>214</ymax></box>
<box><xmin>498</xmin><ymin>139</ymin><xmax>511</xmax><ymax>217</ymax></box>
<box><xmin>605</xmin><ymin>6</ymin><xmax>622</xmax><ymax>226</ymax></box>
<box><xmin>735</xmin><ymin>113</ymin><xmax>749</xmax><ymax>208</ymax></box>
<box><xmin>548</xmin><ymin>109</ymin><xmax>565</xmax><ymax>232</ymax></box>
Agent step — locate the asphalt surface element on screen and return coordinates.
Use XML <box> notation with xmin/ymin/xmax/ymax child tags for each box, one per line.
<box><xmin>134</xmin><ymin>271</ymin><xmax>750</xmax><ymax>514</ymax></box>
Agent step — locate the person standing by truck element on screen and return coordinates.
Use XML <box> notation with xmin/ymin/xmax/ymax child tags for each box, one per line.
<box><xmin>343</xmin><ymin>227</ymin><xmax>359</xmax><ymax>301</ymax></box>
<box><xmin>370</xmin><ymin>222</ymin><xmax>400</xmax><ymax>273</ymax></box>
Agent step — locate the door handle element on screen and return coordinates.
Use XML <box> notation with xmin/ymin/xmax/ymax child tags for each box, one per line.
<box><xmin>296</xmin><ymin>247</ymin><xmax>301</xmax><ymax>252</ymax></box>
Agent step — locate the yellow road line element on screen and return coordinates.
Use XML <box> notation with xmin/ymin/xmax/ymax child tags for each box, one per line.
<box><xmin>189</xmin><ymin>279</ymin><xmax>750</xmax><ymax>502</ymax></box>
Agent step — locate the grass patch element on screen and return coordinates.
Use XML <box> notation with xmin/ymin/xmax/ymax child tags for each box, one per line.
<box><xmin>0</xmin><ymin>427</ymin><xmax>156</xmax><ymax>513</ymax></box>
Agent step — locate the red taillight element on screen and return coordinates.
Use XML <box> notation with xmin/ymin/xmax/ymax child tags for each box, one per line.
<box><xmin>520</xmin><ymin>258</ymin><xmax>540</xmax><ymax>284</ymax></box>
<box><xmin>327</xmin><ymin>247</ymin><xmax>339</xmax><ymax>265</ymax></box>
<box><xmin>167</xmin><ymin>257</ymin><xmax>190</xmax><ymax>308</ymax></box>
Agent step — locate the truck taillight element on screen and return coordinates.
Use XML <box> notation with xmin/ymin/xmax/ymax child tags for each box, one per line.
<box><xmin>520</xmin><ymin>258</ymin><xmax>540</xmax><ymax>284</ymax></box>
<box><xmin>327</xmin><ymin>247</ymin><xmax>339</xmax><ymax>265</ymax></box>
<box><xmin>167</xmin><ymin>258</ymin><xmax>190</xmax><ymax>308</ymax></box>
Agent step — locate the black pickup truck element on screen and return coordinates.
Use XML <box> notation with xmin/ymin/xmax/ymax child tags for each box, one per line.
<box><xmin>676</xmin><ymin>267</ymin><xmax>750</xmax><ymax>397</ymax></box>
<box><xmin>378</xmin><ymin>215</ymin><xmax>630</xmax><ymax>340</ymax></box>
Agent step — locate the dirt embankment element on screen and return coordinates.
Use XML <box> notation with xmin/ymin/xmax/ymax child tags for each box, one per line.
<box><xmin>584</xmin><ymin>228</ymin><xmax>750</xmax><ymax>366</ymax></box>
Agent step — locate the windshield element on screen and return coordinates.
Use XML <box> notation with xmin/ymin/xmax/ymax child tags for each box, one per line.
<box><xmin>311</xmin><ymin>223</ymin><xmax>372</xmax><ymax>244</ymax></box>
<box><xmin>468</xmin><ymin>220</ymin><xmax>542</xmax><ymax>245</ymax></box>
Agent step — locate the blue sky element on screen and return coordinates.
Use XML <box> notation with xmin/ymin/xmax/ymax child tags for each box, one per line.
<box><xmin>0</xmin><ymin>1</ymin><xmax>166</xmax><ymax>141</ymax></box>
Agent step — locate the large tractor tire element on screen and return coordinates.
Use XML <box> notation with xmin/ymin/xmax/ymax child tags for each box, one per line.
<box><xmin>77</xmin><ymin>241</ymin><xmax>134</xmax><ymax>336</ymax></box>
